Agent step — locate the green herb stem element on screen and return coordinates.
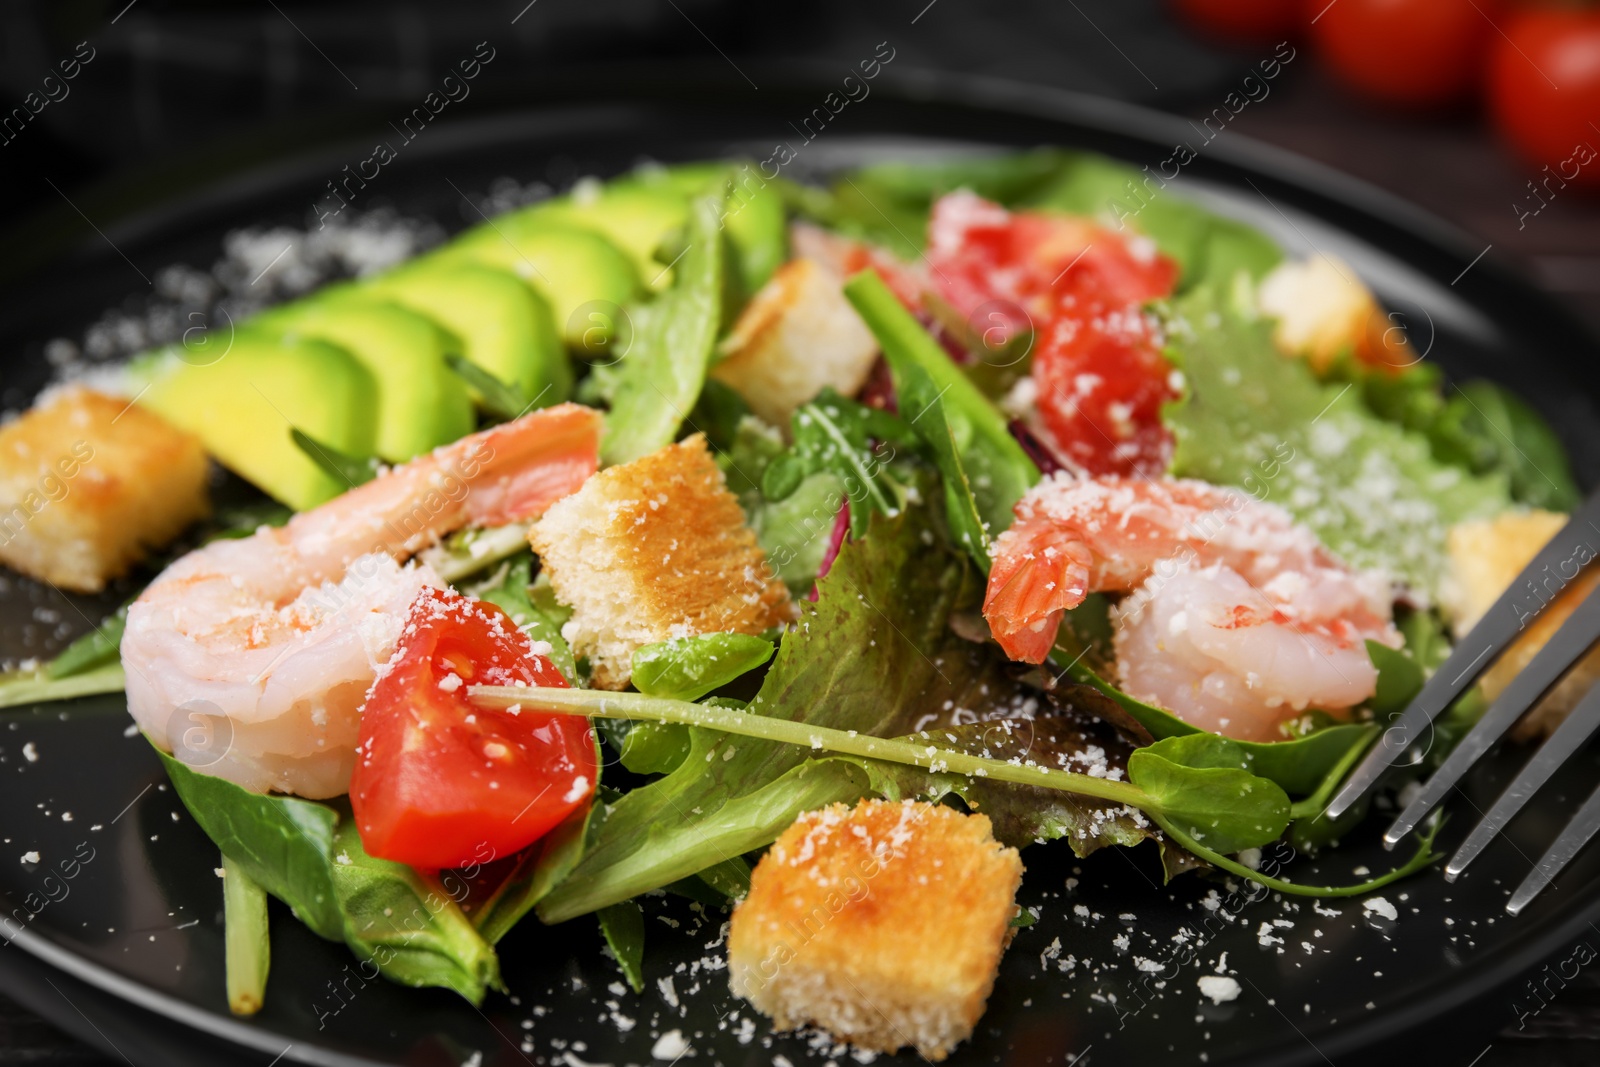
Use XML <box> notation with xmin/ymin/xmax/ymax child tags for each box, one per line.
<box><xmin>1154</xmin><ymin>813</ymin><xmax>1444</xmax><ymax>898</ymax></box>
<box><xmin>222</xmin><ymin>854</ymin><xmax>270</xmax><ymax>1016</ymax></box>
<box><xmin>467</xmin><ymin>685</ymin><xmax>1151</xmax><ymax>811</ymax></box>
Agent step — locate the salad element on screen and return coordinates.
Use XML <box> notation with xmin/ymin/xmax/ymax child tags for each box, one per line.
<box><xmin>0</xmin><ymin>149</ymin><xmax>1585</xmax><ymax>1061</ymax></box>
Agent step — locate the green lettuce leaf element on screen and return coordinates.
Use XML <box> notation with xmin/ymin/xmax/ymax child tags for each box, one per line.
<box><xmin>1164</xmin><ymin>288</ymin><xmax>1510</xmax><ymax>598</ymax></box>
<box><xmin>537</xmin><ymin>505</ymin><xmax>978</xmax><ymax>922</ymax></box>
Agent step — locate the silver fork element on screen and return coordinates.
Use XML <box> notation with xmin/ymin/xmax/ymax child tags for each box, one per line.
<box><xmin>1325</xmin><ymin>487</ymin><xmax>1600</xmax><ymax>915</ymax></box>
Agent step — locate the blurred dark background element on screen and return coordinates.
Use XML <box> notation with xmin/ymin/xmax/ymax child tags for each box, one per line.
<box><xmin>4</xmin><ymin>0</ymin><xmax>1600</xmax><ymax>1063</ymax></box>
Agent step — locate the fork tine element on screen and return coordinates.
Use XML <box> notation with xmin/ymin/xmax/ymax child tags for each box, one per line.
<box><xmin>1326</xmin><ymin>489</ymin><xmax>1600</xmax><ymax>819</ymax></box>
<box><xmin>1507</xmin><ymin>773</ymin><xmax>1600</xmax><ymax>916</ymax></box>
<box><xmin>1384</xmin><ymin>587</ymin><xmax>1600</xmax><ymax>847</ymax></box>
<box><xmin>1445</xmin><ymin>683</ymin><xmax>1600</xmax><ymax>881</ymax></box>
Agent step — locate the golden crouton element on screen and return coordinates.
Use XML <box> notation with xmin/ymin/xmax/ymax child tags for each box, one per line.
<box><xmin>1444</xmin><ymin>510</ymin><xmax>1600</xmax><ymax>740</ymax></box>
<box><xmin>0</xmin><ymin>387</ymin><xmax>209</xmax><ymax>592</ymax></box>
<box><xmin>1257</xmin><ymin>254</ymin><xmax>1412</xmax><ymax>372</ymax></box>
<box><xmin>711</xmin><ymin>258</ymin><xmax>879</xmax><ymax>430</ymax></box>
<box><xmin>729</xmin><ymin>800</ymin><xmax>1023</xmax><ymax>1062</ymax></box>
<box><xmin>527</xmin><ymin>434</ymin><xmax>791</xmax><ymax>689</ymax></box>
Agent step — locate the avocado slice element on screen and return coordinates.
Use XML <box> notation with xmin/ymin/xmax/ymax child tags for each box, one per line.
<box><xmin>252</xmin><ymin>289</ymin><xmax>475</xmax><ymax>463</ymax></box>
<box><xmin>522</xmin><ymin>183</ymin><xmax>689</xmax><ymax>292</ymax></box>
<box><xmin>133</xmin><ymin>329</ymin><xmax>376</xmax><ymax>511</ymax></box>
<box><xmin>367</xmin><ymin>262</ymin><xmax>570</xmax><ymax>409</ymax></box>
<box><xmin>430</xmin><ymin>221</ymin><xmax>639</xmax><ymax>355</ymax></box>
<box><xmin>650</xmin><ymin>162</ymin><xmax>788</xmax><ymax>293</ymax></box>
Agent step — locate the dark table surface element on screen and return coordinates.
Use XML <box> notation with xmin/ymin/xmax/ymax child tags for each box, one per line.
<box><xmin>5</xmin><ymin>4</ymin><xmax>1600</xmax><ymax>1065</ymax></box>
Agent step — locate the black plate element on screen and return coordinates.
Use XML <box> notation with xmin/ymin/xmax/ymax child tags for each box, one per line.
<box><xmin>4</xmin><ymin>69</ymin><xmax>1600</xmax><ymax>1067</ymax></box>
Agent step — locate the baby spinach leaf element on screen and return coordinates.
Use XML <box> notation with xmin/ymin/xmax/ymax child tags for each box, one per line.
<box><xmin>1127</xmin><ymin>741</ymin><xmax>1291</xmax><ymax>854</ymax></box>
<box><xmin>602</xmin><ymin>193</ymin><xmax>725</xmax><ymax>464</ymax></box>
<box><xmin>157</xmin><ymin>747</ymin><xmax>344</xmax><ymax>939</ymax></box>
<box><xmin>326</xmin><ymin>812</ymin><xmax>501</xmax><ymax>1002</ymax></box>
<box><xmin>156</xmin><ymin>746</ymin><xmax>501</xmax><ymax>1003</ymax></box>
<box><xmin>845</xmin><ymin>270</ymin><xmax>1040</xmax><ymax>539</ymax></box>
<box><xmin>1368</xmin><ymin>639</ymin><xmax>1425</xmax><ymax>716</ymax></box>
<box><xmin>898</xmin><ymin>363</ymin><xmax>992</xmax><ymax>570</ymax></box>
<box><xmin>597</xmin><ymin>901</ymin><xmax>647</xmax><ymax>993</ymax></box>
<box><xmin>631</xmin><ymin>632</ymin><xmax>775</xmax><ymax>702</ymax></box>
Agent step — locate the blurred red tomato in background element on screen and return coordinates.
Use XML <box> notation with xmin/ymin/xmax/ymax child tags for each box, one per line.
<box><xmin>1309</xmin><ymin>0</ymin><xmax>1496</xmax><ymax>108</ymax></box>
<box><xmin>1488</xmin><ymin>8</ymin><xmax>1600</xmax><ymax>187</ymax></box>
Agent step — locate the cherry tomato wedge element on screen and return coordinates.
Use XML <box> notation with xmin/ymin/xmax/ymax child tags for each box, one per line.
<box><xmin>351</xmin><ymin>586</ymin><xmax>595</xmax><ymax>870</ymax></box>
<box><xmin>925</xmin><ymin>191</ymin><xmax>1180</xmax><ymax>475</ymax></box>
<box><xmin>1488</xmin><ymin>8</ymin><xmax>1600</xmax><ymax>187</ymax></box>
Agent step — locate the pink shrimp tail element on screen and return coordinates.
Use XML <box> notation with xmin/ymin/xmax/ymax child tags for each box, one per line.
<box><xmin>983</xmin><ymin>519</ymin><xmax>1092</xmax><ymax>664</ymax></box>
<box><xmin>458</xmin><ymin>403</ymin><xmax>603</xmax><ymax>526</ymax></box>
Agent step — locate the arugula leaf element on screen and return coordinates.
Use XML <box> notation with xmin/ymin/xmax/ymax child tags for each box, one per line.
<box><xmin>597</xmin><ymin>901</ymin><xmax>647</xmax><ymax>993</ymax></box>
<box><xmin>536</xmin><ymin>506</ymin><xmax>973</xmax><ymax>922</ymax></box>
<box><xmin>1165</xmin><ymin>288</ymin><xmax>1509</xmax><ymax>598</ymax></box>
<box><xmin>602</xmin><ymin>193</ymin><xmax>725</xmax><ymax>464</ymax></box>
<box><xmin>291</xmin><ymin>429</ymin><xmax>381</xmax><ymax>489</ymax></box>
<box><xmin>844</xmin><ymin>270</ymin><xmax>1040</xmax><ymax>539</ymax></box>
<box><xmin>631</xmin><ymin>633</ymin><xmax>775</xmax><ymax>702</ymax></box>
<box><xmin>156</xmin><ymin>746</ymin><xmax>501</xmax><ymax>1003</ymax></box>
<box><xmin>762</xmin><ymin>390</ymin><xmax>916</xmax><ymax>538</ymax></box>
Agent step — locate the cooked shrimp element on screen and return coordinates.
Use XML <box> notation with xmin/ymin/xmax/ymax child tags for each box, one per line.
<box><xmin>122</xmin><ymin>404</ymin><xmax>602</xmax><ymax>798</ymax></box>
<box><xmin>982</xmin><ymin>474</ymin><xmax>1398</xmax><ymax>740</ymax></box>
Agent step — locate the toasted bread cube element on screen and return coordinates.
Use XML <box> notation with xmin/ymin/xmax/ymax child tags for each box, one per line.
<box><xmin>1257</xmin><ymin>254</ymin><xmax>1413</xmax><ymax>372</ymax></box>
<box><xmin>527</xmin><ymin>434</ymin><xmax>792</xmax><ymax>689</ymax></box>
<box><xmin>729</xmin><ymin>800</ymin><xmax>1023</xmax><ymax>1061</ymax></box>
<box><xmin>710</xmin><ymin>258</ymin><xmax>879</xmax><ymax>429</ymax></box>
<box><xmin>0</xmin><ymin>387</ymin><xmax>209</xmax><ymax>592</ymax></box>
<box><xmin>1444</xmin><ymin>510</ymin><xmax>1600</xmax><ymax>740</ymax></box>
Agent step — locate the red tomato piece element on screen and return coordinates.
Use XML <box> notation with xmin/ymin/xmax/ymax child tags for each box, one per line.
<box><xmin>351</xmin><ymin>586</ymin><xmax>595</xmax><ymax>870</ymax></box>
<box><xmin>1488</xmin><ymin>9</ymin><xmax>1600</xmax><ymax>188</ymax></box>
<box><xmin>1309</xmin><ymin>0</ymin><xmax>1496</xmax><ymax>108</ymax></box>
<box><xmin>925</xmin><ymin>192</ymin><xmax>1180</xmax><ymax>475</ymax></box>
<box><xmin>1032</xmin><ymin>299</ymin><xmax>1179</xmax><ymax>476</ymax></box>
<box><xmin>1171</xmin><ymin>0</ymin><xmax>1300</xmax><ymax>45</ymax></box>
